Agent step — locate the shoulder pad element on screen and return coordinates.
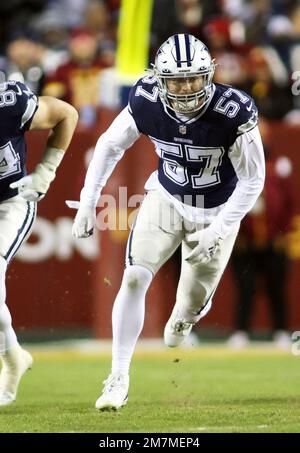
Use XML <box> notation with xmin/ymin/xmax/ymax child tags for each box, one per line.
<box><xmin>213</xmin><ymin>84</ymin><xmax>258</xmax><ymax>134</ymax></box>
<box><xmin>128</xmin><ymin>75</ymin><xmax>159</xmax><ymax>115</ymax></box>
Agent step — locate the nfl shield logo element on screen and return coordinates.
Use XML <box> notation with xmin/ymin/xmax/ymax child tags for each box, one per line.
<box><xmin>179</xmin><ymin>125</ymin><xmax>187</xmax><ymax>135</ymax></box>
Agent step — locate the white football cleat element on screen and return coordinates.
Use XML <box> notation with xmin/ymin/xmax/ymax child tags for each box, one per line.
<box><xmin>95</xmin><ymin>373</ymin><xmax>129</xmax><ymax>411</ymax></box>
<box><xmin>164</xmin><ymin>312</ymin><xmax>195</xmax><ymax>348</ymax></box>
<box><xmin>0</xmin><ymin>346</ymin><xmax>33</xmax><ymax>407</ymax></box>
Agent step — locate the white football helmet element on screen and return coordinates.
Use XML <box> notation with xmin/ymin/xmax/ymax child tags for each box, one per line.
<box><xmin>153</xmin><ymin>34</ymin><xmax>215</xmax><ymax>113</ymax></box>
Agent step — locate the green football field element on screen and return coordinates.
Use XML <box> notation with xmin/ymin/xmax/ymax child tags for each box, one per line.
<box><xmin>0</xmin><ymin>347</ymin><xmax>299</xmax><ymax>433</ymax></box>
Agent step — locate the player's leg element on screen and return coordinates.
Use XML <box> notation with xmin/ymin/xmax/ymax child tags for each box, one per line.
<box><xmin>164</xmin><ymin>225</ymin><xmax>239</xmax><ymax>347</ymax></box>
<box><xmin>0</xmin><ymin>197</ymin><xmax>36</xmax><ymax>406</ymax></box>
<box><xmin>95</xmin><ymin>264</ymin><xmax>152</xmax><ymax>411</ymax></box>
<box><xmin>96</xmin><ymin>190</ymin><xmax>184</xmax><ymax>410</ymax></box>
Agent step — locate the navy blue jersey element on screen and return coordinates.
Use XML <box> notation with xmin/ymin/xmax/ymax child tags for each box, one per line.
<box><xmin>128</xmin><ymin>76</ymin><xmax>258</xmax><ymax>208</ymax></box>
<box><xmin>0</xmin><ymin>81</ymin><xmax>38</xmax><ymax>202</ymax></box>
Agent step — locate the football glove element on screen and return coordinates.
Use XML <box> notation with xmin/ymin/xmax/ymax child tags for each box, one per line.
<box><xmin>10</xmin><ymin>147</ymin><xmax>64</xmax><ymax>202</ymax></box>
<box><xmin>70</xmin><ymin>202</ymin><xmax>96</xmax><ymax>238</ymax></box>
<box><xmin>185</xmin><ymin>226</ymin><xmax>223</xmax><ymax>265</ymax></box>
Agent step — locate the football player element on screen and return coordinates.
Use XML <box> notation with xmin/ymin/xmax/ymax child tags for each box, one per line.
<box><xmin>72</xmin><ymin>34</ymin><xmax>265</xmax><ymax>410</ymax></box>
<box><xmin>0</xmin><ymin>80</ymin><xmax>78</xmax><ymax>406</ymax></box>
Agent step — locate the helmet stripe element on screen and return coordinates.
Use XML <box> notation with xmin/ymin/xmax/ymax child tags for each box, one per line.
<box><xmin>174</xmin><ymin>34</ymin><xmax>193</xmax><ymax>68</ymax></box>
<box><xmin>184</xmin><ymin>34</ymin><xmax>192</xmax><ymax>66</ymax></box>
<box><xmin>174</xmin><ymin>34</ymin><xmax>182</xmax><ymax>67</ymax></box>
<box><xmin>178</xmin><ymin>34</ymin><xmax>187</xmax><ymax>62</ymax></box>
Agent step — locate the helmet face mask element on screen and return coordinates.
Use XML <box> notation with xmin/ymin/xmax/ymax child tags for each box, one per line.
<box><xmin>153</xmin><ymin>34</ymin><xmax>215</xmax><ymax>114</ymax></box>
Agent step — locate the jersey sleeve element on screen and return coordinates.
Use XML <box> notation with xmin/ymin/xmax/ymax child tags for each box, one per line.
<box><xmin>128</xmin><ymin>76</ymin><xmax>159</xmax><ymax>133</ymax></box>
<box><xmin>0</xmin><ymin>81</ymin><xmax>38</xmax><ymax>137</ymax></box>
<box><xmin>14</xmin><ymin>81</ymin><xmax>39</xmax><ymax>132</ymax></box>
<box><xmin>128</xmin><ymin>79</ymin><xmax>144</xmax><ymax>131</ymax></box>
<box><xmin>235</xmin><ymin>92</ymin><xmax>258</xmax><ymax>137</ymax></box>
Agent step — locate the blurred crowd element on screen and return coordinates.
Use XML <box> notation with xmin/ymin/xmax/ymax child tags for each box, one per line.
<box><xmin>0</xmin><ymin>0</ymin><xmax>119</xmax><ymax>127</ymax></box>
<box><xmin>0</xmin><ymin>0</ymin><xmax>299</xmax><ymax>127</ymax></box>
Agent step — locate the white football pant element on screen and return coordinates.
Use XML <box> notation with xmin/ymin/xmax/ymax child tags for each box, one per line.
<box><xmin>125</xmin><ymin>189</ymin><xmax>239</xmax><ymax>321</ymax></box>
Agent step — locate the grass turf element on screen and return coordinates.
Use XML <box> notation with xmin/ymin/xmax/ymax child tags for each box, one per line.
<box><xmin>0</xmin><ymin>347</ymin><xmax>299</xmax><ymax>433</ymax></box>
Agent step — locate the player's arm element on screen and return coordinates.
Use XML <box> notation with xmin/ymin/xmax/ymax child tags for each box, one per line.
<box><xmin>30</xmin><ymin>96</ymin><xmax>78</xmax><ymax>148</ymax></box>
<box><xmin>211</xmin><ymin>125</ymin><xmax>265</xmax><ymax>238</ymax></box>
<box><xmin>186</xmin><ymin>125</ymin><xmax>265</xmax><ymax>265</ymax></box>
<box><xmin>10</xmin><ymin>96</ymin><xmax>78</xmax><ymax>201</ymax></box>
<box><xmin>71</xmin><ymin>107</ymin><xmax>141</xmax><ymax>238</ymax></box>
